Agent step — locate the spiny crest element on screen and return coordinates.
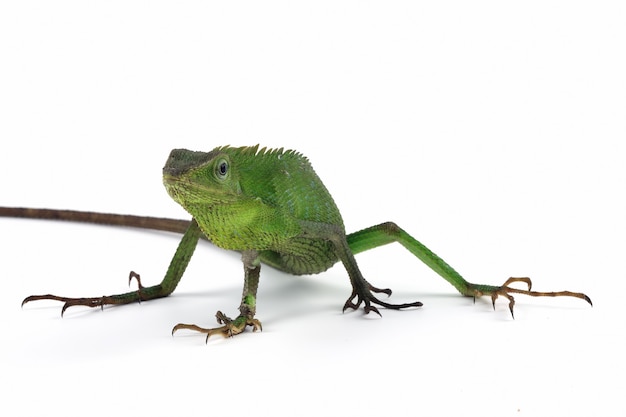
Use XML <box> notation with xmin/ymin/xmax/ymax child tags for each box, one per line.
<box><xmin>216</xmin><ymin>145</ymin><xmax>309</xmax><ymax>165</ymax></box>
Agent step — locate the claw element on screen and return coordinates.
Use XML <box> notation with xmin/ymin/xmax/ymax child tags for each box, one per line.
<box><xmin>128</xmin><ymin>271</ymin><xmax>144</xmax><ymax>302</ymax></box>
<box><xmin>491</xmin><ymin>290</ymin><xmax>516</xmax><ymax>318</ymax></box>
<box><xmin>22</xmin><ymin>294</ymin><xmax>106</xmax><ymax>317</ymax></box>
<box><xmin>369</xmin><ymin>284</ymin><xmax>393</xmax><ymax>297</ymax></box>
<box><xmin>172</xmin><ymin>311</ymin><xmax>263</xmax><ymax>343</ymax></box>
<box><xmin>502</xmin><ymin>277</ymin><xmax>532</xmax><ymax>291</ymax></box>
<box><xmin>485</xmin><ymin>276</ymin><xmax>592</xmax><ymax>319</ymax></box>
<box><xmin>343</xmin><ymin>285</ymin><xmax>422</xmax><ymax>316</ymax></box>
<box><xmin>363</xmin><ymin>305</ymin><xmax>382</xmax><ymax>316</ymax></box>
<box><xmin>21</xmin><ymin>270</ymin><xmax>162</xmax><ymax>316</ymax></box>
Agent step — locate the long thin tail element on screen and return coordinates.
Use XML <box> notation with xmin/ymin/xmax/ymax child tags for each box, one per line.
<box><xmin>0</xmin><ymin>207</ymin><xmax>190</xmax><ymax>234</ymax></box>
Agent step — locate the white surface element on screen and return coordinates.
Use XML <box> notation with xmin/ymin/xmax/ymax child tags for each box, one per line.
<box><xmin>1</xmin><ymin>2</ymin><xmax>624</xmax><ymax>416</ymax></box>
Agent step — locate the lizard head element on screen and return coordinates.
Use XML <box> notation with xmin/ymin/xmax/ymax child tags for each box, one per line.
<box><xmin>162</xmin><ymin>147</ymin><xmax>244</xmax><ymax>208</ymax></box>
<box><xmin>163</xmin><ymin>145</ymin><xmax>343</xmax><ymax>249</ymax></box>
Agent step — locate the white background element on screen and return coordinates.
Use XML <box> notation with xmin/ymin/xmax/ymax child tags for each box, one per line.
<box><xmin>1</xmin><ymin>1</ymin><xmax>624</xmax><ymax>416</ymax></box>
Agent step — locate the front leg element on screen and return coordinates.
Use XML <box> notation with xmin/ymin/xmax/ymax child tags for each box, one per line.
<box><xmin>332</xmin><ymin>235</ymin><xmax>423</xmax><ymax>316</ymax></box>
<box><xmin>298</xmin><ymin>221</ymin><xmax>422</xmax><ymax>316</ymax></box>
<box><xmin>172</xmin><ymin>250</ymin><xmax>263</xmax><ymax>343</ymax></box>
<box><xmin>22</xmin><ymin>219</ymin><xmax>203</xmax><ymax>314</ymax></box>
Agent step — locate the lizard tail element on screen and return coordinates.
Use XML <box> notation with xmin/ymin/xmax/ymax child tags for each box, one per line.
<box><xmin>0</xmin><ymin>207</ymin><xmax>190</xmax><ymax>234</ymax></box>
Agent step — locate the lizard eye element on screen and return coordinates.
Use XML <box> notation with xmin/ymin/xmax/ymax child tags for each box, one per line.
<box><xmin>215</xmin><ymin>158</ymin><xmax>229</xmax><ymax>180</ymax></box>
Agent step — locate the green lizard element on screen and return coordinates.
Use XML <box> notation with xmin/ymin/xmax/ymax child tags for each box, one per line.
<box><xmin>1</xmin><ymin>145</ymin><xmax>591</xmax><ymax>341</ymax></box>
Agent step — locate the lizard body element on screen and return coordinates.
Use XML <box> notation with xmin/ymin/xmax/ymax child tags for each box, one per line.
<box><xmin>1</xmin><ymin>145</ymin><xmax>591</xmax><ymax>341</ymax></box>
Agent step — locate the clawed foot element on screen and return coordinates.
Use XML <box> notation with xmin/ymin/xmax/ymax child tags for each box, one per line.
<box><xmin>22</xmin><ymin>294</ymin><xmax>109</xmax><ymax>316</ymax></box>
<box><xmin>21</xmin><ymin>271</ymin><xmax>155</xmax><ymax>316</ymax></box>
<box><xmin>343</xmin><ymin>283</ymin><xmax>423</xmax><ymax>316</ymax></box>
<box><xmin>172</xmin><ymin>311</ymin><xmax>263</xmax><ymax>343</ymax></box>
<box><xmin>472</xmin><ymin>277</ymin><xmax>592</xmax><ymax>319</ymax></box>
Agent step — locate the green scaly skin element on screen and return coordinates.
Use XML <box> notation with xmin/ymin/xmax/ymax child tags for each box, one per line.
<box><xmin>2</xmin><ymin>145</ymin><xmax>591</xmax><ymax>342</ymax></box>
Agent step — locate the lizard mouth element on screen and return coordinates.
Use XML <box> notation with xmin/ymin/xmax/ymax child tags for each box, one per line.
<box><xmin>163</xmin><ymin>174</ymin><xmax>236</xmax><ymax>206</ymax></box>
